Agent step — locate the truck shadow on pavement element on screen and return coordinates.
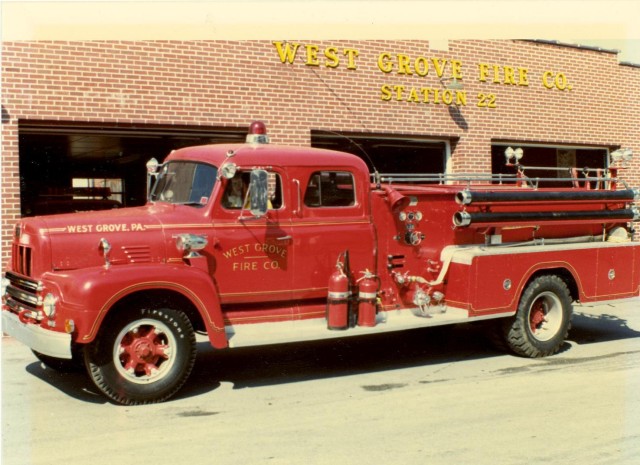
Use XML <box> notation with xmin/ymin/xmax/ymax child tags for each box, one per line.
<box><xmin>569</xmin><ymin>310</ymin><xmax>640</xmax><ymax>344</ymax></box>
<box><xmin>24</xmin><ymin>362</ymin><xmax>108</xmax><ymax>404</ymax></box>
<box><xmin>180</xmin><ymin>324</ymin><xmax>507</xmax><ymax>400</ymax></box>
<box><xmin>180</xmin><ymin>310</ymin><xmax>640</xmax><ymax>401</ymax></box>
<box><xmin>20</xmin><ymin>310</ymin><xmax>639</xmax><ymax>404</ymax></box>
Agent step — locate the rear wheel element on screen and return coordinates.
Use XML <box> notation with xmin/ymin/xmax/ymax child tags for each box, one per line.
<box><xmin>84</xmin><ymin>307</ymin><xmax>196</xmax><ymax>405</ymax></box>
<box><xmin>503</xmin><ymin>275</ymin><xmax>573</xmax><ymax>358</ymax></box>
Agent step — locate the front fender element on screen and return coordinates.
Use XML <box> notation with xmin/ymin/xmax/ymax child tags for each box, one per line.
<box><xmin>44</xmin><ymin>263</ymin><xmax>228</xmax><ymax>348</ymax></box>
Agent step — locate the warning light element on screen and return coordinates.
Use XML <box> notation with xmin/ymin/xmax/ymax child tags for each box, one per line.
<box><xmin>246</xmin><ymin>121</ymin><xmax>270</xmax><ymax>144</ymax></box>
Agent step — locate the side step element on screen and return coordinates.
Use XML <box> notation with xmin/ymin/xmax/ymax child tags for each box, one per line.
<box><xmin>225</xmin><ymin>306</ymin><xmax>478</xmax><ymax>348</ymax></box>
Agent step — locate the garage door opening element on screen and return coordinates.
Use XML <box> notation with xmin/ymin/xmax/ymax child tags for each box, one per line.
<box><xmin>311</xmin><ymin>130</ymin><xmax>449</xmax><ymax>177</ymax></box>
<box><xmin>19</xmin><ymin>123</ymin><xmax>245</xmax><ymax>216</ymax></box>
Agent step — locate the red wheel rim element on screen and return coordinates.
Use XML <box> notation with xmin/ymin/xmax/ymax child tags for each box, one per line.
<box><xmin>113</xmin><ymin>319</ymin><xmax>177</xmax><ymax>384</ymax></box>
<box><xmin>527</xmin><ymin>292</ymin><xmax>563</xmax><ymax>342</ymax></box>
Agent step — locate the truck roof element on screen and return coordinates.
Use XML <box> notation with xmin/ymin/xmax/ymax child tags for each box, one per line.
<box><xmin>166</xmin><ymin>143</ymin><xmax>369</xmax><ymax>171</ymax></box>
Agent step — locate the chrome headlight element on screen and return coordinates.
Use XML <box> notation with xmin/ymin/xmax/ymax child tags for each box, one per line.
<box><xmin>43</xmin><ymin>292</ymin><xmax>57</xmax><ymax>319</ymax></box>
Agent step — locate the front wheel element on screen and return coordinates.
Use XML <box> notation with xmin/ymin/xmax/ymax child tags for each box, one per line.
<box><xmin>503</xmin><ymin>275</ymin><xmax>573</xmax><ymax>358</ymax></box>
<box><xmin>84</xmin><ymin>307</ymin><xmax>196</xmax><ymax>405</ymax></box>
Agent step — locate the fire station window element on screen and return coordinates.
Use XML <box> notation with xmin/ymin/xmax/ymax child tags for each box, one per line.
<box><xmin>222</xmin><ymin>171</ymin><xmax>282</xmax><ymax>210</ymax></box>
<box><xmin>304</xmin><ymin>171</ymin><xmax>355</xmax><ymax>207</ymax></box>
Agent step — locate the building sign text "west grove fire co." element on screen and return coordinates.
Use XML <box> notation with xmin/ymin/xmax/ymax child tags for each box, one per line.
<box><xmin>273</xmin><ymin>41</ymin><xmax>574</xmax><ymax>109</ymax></box>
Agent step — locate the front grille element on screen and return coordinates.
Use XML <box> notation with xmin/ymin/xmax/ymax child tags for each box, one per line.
<box><xmin>4</xmin><ymin>271</ymin><xmax>42</xmax><ymax>313</ymax></box>
<box><xmin>12</xmin><ymin>244</ymin><xmax>32</xmax><ymax>277</ymax></box>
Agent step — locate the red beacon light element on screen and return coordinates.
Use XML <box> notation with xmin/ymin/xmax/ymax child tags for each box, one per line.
<box><xmin>246</xmin><ymin>121</ymin><xmax>270</xmax><ymax>144</ymax></box>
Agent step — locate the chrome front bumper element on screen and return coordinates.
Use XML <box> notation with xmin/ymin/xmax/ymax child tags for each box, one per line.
<box><xmin>2</xmin><ymin>310</ymin><xmax>72</xmax><ymax>359</ymax></box>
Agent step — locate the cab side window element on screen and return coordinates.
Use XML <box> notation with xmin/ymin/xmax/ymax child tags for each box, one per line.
<box><xmin>304</xmin><ymin>171</ymin><xmax>355</xmax><ymax>207</ymax></box>
<box><xmin>222</xmin><ymin>171</ymin><xmax>283</xmax><ymax>210</ymax></box>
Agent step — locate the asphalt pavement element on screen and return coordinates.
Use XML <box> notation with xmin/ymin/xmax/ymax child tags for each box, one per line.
<box><xmin>2</xmin><ymin>298</ymin><xmax>639</xmax><ymax>465</ymax></box>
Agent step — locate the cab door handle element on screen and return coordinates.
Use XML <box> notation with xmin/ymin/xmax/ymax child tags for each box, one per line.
<box><xmin>276</xmin><ymin>235</ymin><xmax>292</xmax><ymax>241</ymax></box>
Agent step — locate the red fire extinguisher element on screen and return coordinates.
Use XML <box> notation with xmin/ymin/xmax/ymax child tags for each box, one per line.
<box><xmin>327</xmin><ymin>258</ymin><xmax>350</xmax><ymax>330</ymax></box>
<box><xmin>357</xmin><ymin>270</ymin><xmax>379</xmax><ymax>327</ymax></box>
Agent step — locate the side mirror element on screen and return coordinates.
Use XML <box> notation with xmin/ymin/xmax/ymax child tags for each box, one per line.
<box><xmin>248</xmin><ymin>169</ymin><xmax>269</xmax><ymax>218</ymax></box>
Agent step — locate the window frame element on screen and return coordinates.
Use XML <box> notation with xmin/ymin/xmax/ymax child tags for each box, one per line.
<box><xmin>221</xmin><ymin>170</ymin><xmax>284</xmax><ymax>211</ymax></box>
<box><xmin>303</xmin><ymin>170</ymin><xmax>357</xmax><ymax>209</ymax></box>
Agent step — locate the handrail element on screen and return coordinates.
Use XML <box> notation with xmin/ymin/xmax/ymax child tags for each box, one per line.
<box><xmin>372</xmin><ymin>172</ymin><xmax>628</xmax><ymax>190</ymax></box>
<box><xmin>374</xmin><ymin>173</ymin><xmax>519</xmax><ymax>185</ymax></box>
<box><xmin>371</xmin><ymin>160</ymin><xmax>633</xmax><ymax>189</ymax></box>
<box><xmin>514</xmin><ymin>176</ymin><xmax>628</xmax><ymax>190</ymax></box>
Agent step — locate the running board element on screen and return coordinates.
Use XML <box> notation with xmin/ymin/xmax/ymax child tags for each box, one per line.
<box><xmin>226</xmin><ymin>306</ymin><xmax>493</xmax><ymax>348</ymax></box>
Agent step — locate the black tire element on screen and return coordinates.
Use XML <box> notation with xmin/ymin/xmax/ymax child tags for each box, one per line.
<box><xmin>84</xmin><ymin>307</ymin><xmax>196</xmax><ymax>405</ymax></box>
<box><xmin>33</xmin><ymin>347</ymin><xmax>85</xmax><ymax>373</ymax></box>
<box><xmin>502</xmin><ymin>275</ymin><xmax>573</xmax><ymax>358</ymax></box>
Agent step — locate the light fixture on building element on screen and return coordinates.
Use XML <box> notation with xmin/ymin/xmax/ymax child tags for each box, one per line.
<box><xmin>505</xmin><ymin>146</ymin><xmax>524</xmax><ymax>165</ymax></box>
<box><xmin>610</xmin><ymin>148</ymin><xmax>633</xmax><ymax>166</ymax></box>
<box><xmin>440</xmin><ymin>77</ymin><xmax>464</xmax><ymax>90</ymax></box>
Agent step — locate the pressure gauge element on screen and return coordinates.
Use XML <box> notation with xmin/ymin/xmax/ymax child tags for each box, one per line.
<box><xmin>415</xmin><ymin>211</ymin><xmax>423</xmax><ymax>221</ymax></box>
<box><xmin>399</xmin><ymin>212</ymin><xmax>407</xmax><ymax>221</ymax></box>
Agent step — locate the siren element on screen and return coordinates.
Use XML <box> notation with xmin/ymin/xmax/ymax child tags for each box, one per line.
<box><xmin>385</xmin><ymin>187</ymin><xmax>411</xmax><ymax>211</ymax></box>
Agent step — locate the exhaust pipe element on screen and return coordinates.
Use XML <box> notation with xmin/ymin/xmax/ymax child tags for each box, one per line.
<box><xmin>453</xmin><ymin>208</ymin><xmax>639</xmax><ymax>228</ymax></box>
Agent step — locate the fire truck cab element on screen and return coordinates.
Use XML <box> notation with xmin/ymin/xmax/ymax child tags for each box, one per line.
<box><xmin>3</xmin><ymin>122</ymin><xmax>639</xmax><ymax>405</ymax></box>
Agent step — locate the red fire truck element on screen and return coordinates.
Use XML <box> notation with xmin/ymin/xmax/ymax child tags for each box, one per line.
<box><xmin>3</xmin><ymin>122</ymin><xmax>639</xmax><ymax>405</ymax></box>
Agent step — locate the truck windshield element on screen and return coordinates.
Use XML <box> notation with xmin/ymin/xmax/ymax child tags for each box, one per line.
<box><xmin>150</xmin><ymin>161</ymin><xmax>218</xmax><ymax>206</ymax></box>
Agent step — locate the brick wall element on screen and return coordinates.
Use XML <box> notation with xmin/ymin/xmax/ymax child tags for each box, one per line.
<box><xmin>2</xmin><ymin>40</ymin><xmax>639</xmax><ymax>264</ymax></box>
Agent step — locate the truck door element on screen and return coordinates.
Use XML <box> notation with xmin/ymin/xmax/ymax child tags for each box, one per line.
<box><xmin>211</xmin><ymin>169</ymin><xmax>293</xmax><ymax>305</ymax></box>
<box><xmin>290</xmin><ymin>169</ymin><xmax>376</xmax><ymax>303</ymax></box>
